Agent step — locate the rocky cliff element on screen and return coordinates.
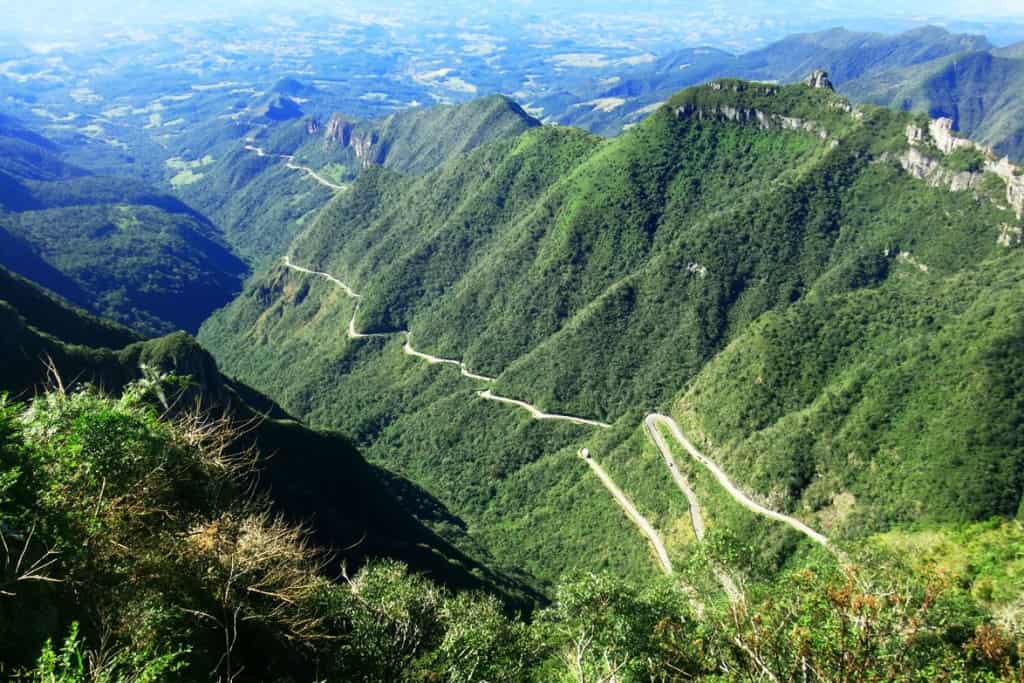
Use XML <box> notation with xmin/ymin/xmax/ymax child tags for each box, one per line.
<box><xmin>323</xmin><ymin>114</ymin><xmax>386</xmax><ymax>168</ymax></box>
<box><xmin>902</xmin><ymin>117</ymin><xmax>1024</xmax><ymax>218</ymax></box>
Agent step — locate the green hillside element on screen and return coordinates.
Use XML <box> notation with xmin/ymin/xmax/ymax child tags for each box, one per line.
<box><xmin>0</xmin><ymin>123</ymin><xmax>248</xmax><ymax>336</ymax></box>
<box><xmin>844</xmin><ymin>50</ymin><xmax>1024</xmax><ymax>161</ymax></box>
<box><xmin>6</xmin><ymin>383</ymin><xmax>1022</xmax><ymax>680</ymax></box>
<box><xmin>0</xmin><ymin>265</ymin><xmax>536</xmax><ymax>606</ymax></box>
<box><xmin>201</xmin><ymin>78</ymin><xmax>1024</xmax><ymax>593</ymax></box>
<box><xmin>175</xmin><ymin>95</ymin><xmax>539</xmax><ymax>264</ymax></box>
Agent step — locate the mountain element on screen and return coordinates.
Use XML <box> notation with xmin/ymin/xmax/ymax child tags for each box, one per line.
<box><xmin>998</xmin><ymin>41</ymin><xmax>1024</xmax><ymax>59</ymax></box>
<box><xmin>269</xmin><ymin>76</ymin><xmax>322</xmax><ymax>99</ymax></box>
<box><xmin>175</xmin><ymin>95</ymin><xmax>540</xmax><ymax>264</ymax></box>
<box><xmin>253</xmin><ymin>93</ymin><xmax>305</xmax><ymax>122</ymax></box>
<box><xmin>845</xmin><ymin>49</ymin><xmax>1024</xmax><ymax>161</ymax></box>
<box><xmin>0</xmin><ymin>264</ymin><xmax>537</xmax><ymax>607</ymax></box>
<box><xmin>0</xmin><ymin>119</ymin><xmax>248</xmax><ymax>336</ymax></box>
<box><xmin>736</xmin><ymin>25</ymin><xmax>991</xmax><ymax>83</ymax></box>
<box><xmin>544</xmin><ymin>26</ymin><xmax>997</xmax><ymax>139</ymax></box>
<box><xmin>201</xmin><ymin>80</ymin><xmax>1024</xmax><ymax>588</ymax></box>
<box><xmin>9</xmin><ymin>266</ymin><xmax>1017</xmax><ymax>679</ymax></box>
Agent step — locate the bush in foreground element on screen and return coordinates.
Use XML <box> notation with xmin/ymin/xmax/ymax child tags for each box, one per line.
<box><xmin>2</xmin><ymin>383</ymin><xmax>1022</xmax><ymax>681</ymax></box>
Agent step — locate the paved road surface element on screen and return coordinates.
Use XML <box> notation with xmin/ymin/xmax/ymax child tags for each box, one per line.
<box><xmin>645</xmin><ymin>414</ymin><xmax>834</xmax><ymax>552</ymax></box>
<box><xmin>578</xmin><ymin>448</ymin><xmax>673</xmax><ymax>574</ymax></box>
<box><xmin>477</xmin><ymin>390</ymin><xmax>611</xmax><ymax>428</ymax></box>
<box><xmin>245</xmin><ymin>144</ymin><xmax>345</xmax><ymax>191</ymax></box>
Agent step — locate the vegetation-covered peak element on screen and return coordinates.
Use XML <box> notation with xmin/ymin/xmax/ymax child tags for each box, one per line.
<box><xmin>269</xmin><ymin>76</ymin><xmax>320</xmax><ymax>98</ymax></box>
<box><xmin>664</xmin><ymin>77</ymin><xmax>855</xmax><ymax>130</ymax></box>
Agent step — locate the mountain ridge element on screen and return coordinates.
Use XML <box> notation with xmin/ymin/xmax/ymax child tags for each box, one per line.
<box><xmin>176</xmin><ymin>94</ymin><xmax>540</xmax><ymax>263</ymax></box>
<box><xmin>201</xmin><ymin>79</ymin><xmax>1024</xmax><ymax>586</ymax></box>
<box><xmin>0</xmin><ymin>118</ymin><xmax>248</xmax><ymax>335</ymax></box>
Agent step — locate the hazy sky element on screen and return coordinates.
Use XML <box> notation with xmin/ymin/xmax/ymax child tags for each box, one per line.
<box><xmin>3</xmin><ymin>0</ymin><xmax>1023</xmax><ymax>39</ymax></box>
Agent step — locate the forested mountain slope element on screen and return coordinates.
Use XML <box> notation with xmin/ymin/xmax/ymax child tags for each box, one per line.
<box><xmin>844</xmin><ymin>48</ymin><xmax>1024</xmax><ymax>161</ymax></box>
<box><xmin>0</xmin><ymin>265</ymin><xmax>536</xmax><ymax>606</ymax></box>
<box><xmin>201</xmin><ymin>78</ymin><xmax>1024</xmax><ymax>585</ymax></box>
<box><xmin>175</xmin><ymin>95</ymin><xmax>539</xmax><ymax>263</ymax></box>
<box><xmin>0</xmin><ymin>120</ymin><xmax>247</xmax><ymax>335</ymax></box>
<box><xmin>545</xmin><ymin>26</ymin><xmax>992</xmax><ymax>137</ymax></box>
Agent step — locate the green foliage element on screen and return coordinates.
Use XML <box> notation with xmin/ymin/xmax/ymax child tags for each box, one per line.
<box><xmin>0</xmin><ymin>346</ymin><xmax>1020</xmax><ymax>682</ymax></box>
<box><xmin>0</xmin><ymin>267</ymin><xmax>139</xmax><ymax>349</ymax></box>
<box><xmin>29</xmin><ymin>622</ymin><xmax>186</xmax><ymax>683</ymax></box>
<box><xmin>0</xmin><ymin>126</ymin><xmax>248</xmax><ymax>335</ymax></box>
<box><xmin>945</xmin><ymin>147</ymin><xmax>988</xmax><ymax>173</ymax></box>
<box><xmin>178</xmin><ymin>95</ymin><xmax>538</xmax><ymax>265</ymax></box>
<box><xmin>677</xmin><ymin>252</ymin><xmax>1024</xmax><ymax>534</ymax></box>
<box><xmin>874</xmin><ymin>520</ymin><xmax>1024</xmax><ymax>613</ymax></box>
<box><xmin>202</xmin><ymin>78</ymin><xmax>1022</xmax><ymax>587</ymax></box>
<box><xmin>535</xmin><ymin>572</ymin><xmax>693</xmax><ymax>682</ymax></box>
<box><xmin>327</xmin><ymin>561</ymin><xmax>446</xmax><ymax>681</ymax></box>
<box><xmin>0</xmin><ymin>270</ymin><xmax>536</xmax><ymax>607</ymax></box>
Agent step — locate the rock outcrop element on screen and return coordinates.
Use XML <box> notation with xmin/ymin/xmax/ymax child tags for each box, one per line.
<box><xmin>803</xmin><ymin>69</ymin><xmax>835</xmax><ymax>91</ymax></box>
<box><xmin>321</xmin><ymin>114</ymin><xmax>386</xmax><ymax>168</ymax></box>
<box><xmin>675</xmin><ymin>102</ymin><xmax>832</xmax><ymax>141</ymax></box>
<box><xmin>324</xmin><ymin>115</ymin><xmax>353</xmax><ymax>147</ymax></box>
<box><xmin>999</xmin><ymin>223</ymin><xmax>1023</xmax><ymax>247</ymax></box>
<box><xmin>897</xmin><ymin>145</ymin><xmax>980</xmax><ymax>193</ymax></box>
<box><xmin>903</xmin><ymin>117</ymin><xmax>1024</xmax><ymax>217</ymax></box>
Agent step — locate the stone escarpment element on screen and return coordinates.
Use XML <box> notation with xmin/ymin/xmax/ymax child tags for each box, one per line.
<box><xmin>802</xmin><ymin>69</ymin><xmax>835</xmax><ymax>91</ymax></box>
<box><xmin>673</xmin><ymin>75</ymin><xmax>850</xmax><ymax>144</ymax></box>
<box><xmin>321</xmin><ymin>114</ymin><xmax>387</xmax><ymax>168</ymax></box>
<box><xmin>674</xmin><ymin>100</ymin><xmax>833</xmax><ymax>142</ymax></box>
<box><xmin>901</xmin><ymin>117</ymin><xmax>1024</xmax><ymax>219</ymax></box>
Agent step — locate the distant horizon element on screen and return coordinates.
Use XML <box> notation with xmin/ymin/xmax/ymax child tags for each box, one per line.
<box><xmin>4</xmin><ymin>4</ymin><xmax>1024</xmax><ymax>56</ymax></box>
<box><xmin>4</xmin><ymin>1</ymin><xmax>1024</xmax><ymax>44</ymax></box>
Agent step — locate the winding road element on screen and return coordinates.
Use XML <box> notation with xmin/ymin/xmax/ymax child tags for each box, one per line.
<box><xmin>644</xmin><ymin>414</ymin><xmax>836</xmax><ymax>557</ymax></box>
<box><xmin>641</xmin><ymin>418</ymin><xmax>743</xmax><ymax>601</ymax></box>
<box><xmin>578</xmin><ymin>448</ymin><xmax>673</xmax><ymax>575</ymax></box>
<box><xmin>644</xmin><ymin>418</ymin><xmax>706</xmax><ymax>539</ymax></box>
<box><xmin>283</xmin><ymin>257</ymin><xmax>360</xmax><ymax>298</ymax></box>
<box><xmin>281</xmin><ymin>258</ymin><xmax>619</xmax><ymax>428</ymax></box>
<box><xmin>477</xmin><ymin>390</ymin><xmax>611</xmax><ymax>429</ymax></box>
<box><xmin>403</xmin><ymin>335</ymin><xmax>496</xmax><ymax>382</ymax></box>
<box><xmin>280</xmin><ymin>253</ymin><xmax>837</xmax><ymax>585</ymax></box>
<box><xmin>244</xmin><ymin>144</ymin><xmax>346</xmax><ymax>191</ymax></box>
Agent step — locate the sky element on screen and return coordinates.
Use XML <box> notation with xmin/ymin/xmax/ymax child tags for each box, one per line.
<box><xmin>2</xmin><ymin>0</ymin><xmax>1023</xmax><ymax>39</ymax></box>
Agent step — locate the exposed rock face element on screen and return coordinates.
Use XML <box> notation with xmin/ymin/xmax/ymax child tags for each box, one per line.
<box><xmin>675</xmin><ymin>102</ymin><xmax>831</xmax><ymax>141</ymax></box>
<box><xmin>324</xmin><ymin>115</ymin><xmax>353</xmax><ymax>147</ymax></box>
<box><xmin>803</xmin><ymin>69</ymin><xmax>834</xmax><ymax>91</ymax></box>
<box><xmin>709</xmin><ymin>81</ymin><xmax>778</xmax><ymax>95</ymax></box>
<box><xmin>686</xmin><ymin>262</ymin><xmax>708</xmax><ymax>278</ymax></box>
<box><xmin>903</xmin><ymin>117</ymin><xmax>1024</xmax><ymax>217</ymax></box>
<box><xmin>999</xmin><ymin>223</ymin><xmax>1023</xmax><ymax>247</ymax></box>
<box><xmin>321</xmin><ymin>114</ymin><xmax>386</xmax><ymax>168</ymax></box>
<box><xmin>898</xmin><ymin>146</ymin><xmax>980</xmax><ymax>192</ymax></box>
<box><xmin>928</xmin><ymin>117</ymin><xmax>975</xmax><ymax>154</ymax></box>
<box><xmin>350</xmin><ymin>131</ymin><xmax>385</xmax><ymax>168</ymax></box>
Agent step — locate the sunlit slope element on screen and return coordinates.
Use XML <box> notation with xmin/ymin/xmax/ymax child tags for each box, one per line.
<box><xmin>201</xmin><ymin>80</ymin><xmax>1024</xmax><ymax>581</ymax></box>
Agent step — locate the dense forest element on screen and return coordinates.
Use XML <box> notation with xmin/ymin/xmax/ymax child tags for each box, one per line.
<box><xmin>200</xmin><ymin>79</ymin><xmax>1024</xmax><ymax>593</ymax></box>
<box><xmin>2</xmin><ymin>292</ymin><xmax>1022</xmax><ymax>680</ymax></box>
<box><xmin>2</xmin><ymin>27</ymin><xmax>1024</xmax><ymax>676</ymax></box>
<box><xmin>0</xmin><ymin>126</ymin><xmax>247</xmax><ymax>336</ymax></box>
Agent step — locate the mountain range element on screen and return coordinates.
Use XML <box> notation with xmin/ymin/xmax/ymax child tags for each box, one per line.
<box><xmin>3</xmin><ymin>18</ymin><xmax>1024</xmax><ymax>680</ymax></box>
<box><xmin>0</xmin><ymin>117</ymin><xmax>247</xmax><ymax>335</ymax></box>
<box><xmin>544</xmin><ymin>26</ymin><xmax>1024</xmax><ymax>162</ymax></box>
<box><xmin>200</xmin><ymin>77</ymin><xmax>1024</xmax><ymax>588</ymax></box>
